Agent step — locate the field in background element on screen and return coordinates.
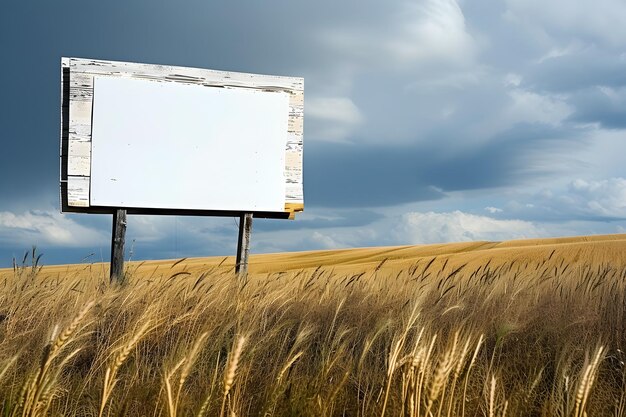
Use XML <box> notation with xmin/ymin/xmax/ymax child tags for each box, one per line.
<box><xmin>1</xmin><ymin>233</ymin><xmax>626</xmax><ymax>416</ymax></box>
<box><xmin>38</xmin><ymin>232</ymin><xmax>626</xmax><ymax>278</ymax></box>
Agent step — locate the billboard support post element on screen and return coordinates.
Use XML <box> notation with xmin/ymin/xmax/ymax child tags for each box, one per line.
<box><xmin>110</xmin><ymin>209</ymin><xmax>127</xmax><ymax>284</ymax></box>
<box><xmin>235</xmin><ymin>213</ymin><xmax>253</xmax><ymax>280</ymax></box>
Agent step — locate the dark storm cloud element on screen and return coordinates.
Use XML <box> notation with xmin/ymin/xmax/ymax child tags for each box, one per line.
<box><xmin>305</xmin><ymin>141</ymin><xmax>444</xmax><ymax>207</ymax></box>
<box><xmin>251</xmin><ymin>210</ymin><xmax>384</xmax><ymax>232</ymax></box>
<box><xmin>567</xmin><ymin>87</ymin><xmax>626</xmax><ymax>129</ymax></box>
<box><xmin>525</xmin><ymin>48</ymin><xmax>626</xmax><ymax>93</ymax></box>
<box><xmin>201</xmin><ymin>210</ymin><xmax>384</xmax><ymax>237</ymax></box>
<box><xmin>306</xmin><ymin>123</ymin><xmax>578</xmax><ymax>207</ymax></box>
<box><xmin>520</xmin><ymin>47</ymin><xmax>626</xmax><ymax>130</ymax></box>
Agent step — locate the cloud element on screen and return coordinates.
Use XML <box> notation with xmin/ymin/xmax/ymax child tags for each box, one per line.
<box><xmin>505</xmin><ymin>0</ymin><xmax>626</xmax><ymax>46</ymax></box>
<box><xmin>309</xmin><ymin>231</ymin><xmax>343</xmax><ymax>249</ymax></box>
<box><xmin>387</xmin><ymin>0</ymin><xmax>476</xmax><ymax>66</ymax></box>
<box><xmin>567</xmin><ymin>86</ymin><xmax>626</xmax><ymax>129</ymax></box>
<box><xmin>485</xmin><ymin>207</ymin><xmax>503</xmax><ymax>214</ymax></box>
<box><xmin>525</xmin><ymin>46</ymin><xmax>626</xmax><ymax>93</ymax></box>
<box><xmin>0</xmin><ymin>210</ymin><xmax>106</xmax><ymax>247</ymax></box>
<box><xmin>318</xmin><ymin>0</ymin><xmax>476</xmax><ymax>70</ymax></box>
<box><xmin>395</xmin><ymin>210</ymin><xmax>545</xmax><ymax>244</ymax></box>
<box><xmin>306</xmin><ymin>96</ymin><xmax>363</xmax><ymax>141</ymax></box>
<box><xmin>502</xmin><ymin>177</ymin><xmax>626</xmax><ymax>222</ymax></box>
<box><xmin>567</xmin><ymin>178</ymin><xmax>626</xmax><ymax>218</ymax></box>
<box><xmin>305</xmin><ymin>122</ymin><xmax>583</xmax><ymax>208</ymax></box>
<box><xmin>504</xmin><ymin>88</ymin><xmax>572</xmax><ymax>126</ymax></box>
<box><xmin>254</xmin><ymin>209</ymin><xmax>383</xmax><ymax>232</ymax></box>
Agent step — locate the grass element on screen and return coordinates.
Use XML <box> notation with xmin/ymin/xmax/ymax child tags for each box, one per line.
<box><xmin>0</xmin><ymin>239</ymin><xmax>626</xmax><ymax>416</ymax></box>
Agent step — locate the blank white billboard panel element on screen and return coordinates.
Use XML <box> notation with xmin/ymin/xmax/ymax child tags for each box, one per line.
<box><xmin>90</xmin><ymin>76</ymin><xmax>289</xmax><ymax>212</ymax></box>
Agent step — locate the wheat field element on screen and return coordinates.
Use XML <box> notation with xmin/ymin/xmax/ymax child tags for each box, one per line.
<box><xmin>1</xmin><ymin>233</ymin><xmax>626</xmax><ymax>416</ymax></box>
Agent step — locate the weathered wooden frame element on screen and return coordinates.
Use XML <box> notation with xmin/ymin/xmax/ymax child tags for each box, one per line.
<box><xmin>60</xmin><ymin>57</ymin><xmax>304</xmax><ymax>219</ymax></box>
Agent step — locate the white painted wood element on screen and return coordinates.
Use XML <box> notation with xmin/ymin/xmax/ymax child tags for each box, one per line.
<box><xmin>60</xmin><ymin>57</ymin><xmax>304</xmax><ymax>214</ymax></box>
<box><xmin>67</xmin><ymin>141</ymin><xmax>91</xmax><ymax>176</ymax></box>
<box><xmin>60</xmin><ymin>58</ymin><xmax>70</xmax><ymax>211</ymax></box>
<box><xmin>67</xmin><ymin>176</ymin><xmax>90</xmax><ymax>207</ymax></box>
<box><xmin>89</xmin><ymin>76</ymin><xmax>288</xmax><ymax>212</ymax></box>
<box><xmin>69</xmin><ymin>58</ymin><xmax>303</xmax><ymax>91</ymax></box>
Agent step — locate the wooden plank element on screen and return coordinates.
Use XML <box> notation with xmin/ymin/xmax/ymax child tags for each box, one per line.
<box><xmin>68</xmin><ymin>101</ymin><xmax>92</xmax><ymax>138</ymax></box>
<box><xmin>67</xmin><ymin>141</ymin><xmax>91</xmax><ymax>176</ymax></box>
<box><xmin>110</xmin><ymin>209</ymin><xmax>127</xmax><ymax>284</ymax></box>
<box><xmin>285</xmin><ymin>90</ymin><xmax>304</xmax><ymax>208</ymax></box>
<box><xmin>287</xmin><ymin>115</ymin><xmax>304</xmax><ymax>133</ymax></box>
<box><xmin>68</xmin><ymin>73</ymin><xmax>95</xmax><ymax>103</ymax></box>
<box><xmin>286</xmin><ymin>132</ymin><xmax>303</xmax><ymax>148</ymax></box>
<box><xmin>69</xmin><ymin>58</ymin><xmax>303</xmax><ymax>91</ymax></box>
<box><xmin>289</xmin><ymin>90</ymin><xmax>304</xmax><ymax>107</ymax></box>
<box><xmin>66</xmin><ymin>73</ymin><xmax>93</xmax><ymax>204</ymax></box>
<box><xmin>284</xmin><ymin>203</ymin><xmax>304</xmax><ymax>219</ymax></box>
<box><xmin>66</xmin><ymin>176</ymin><xmax>89</xmax><ymax>207</ymax></box>
<box><xmin>284</xmin><ymin>148</ymin><xmax>303</xmax><ymax>204</ymax></box>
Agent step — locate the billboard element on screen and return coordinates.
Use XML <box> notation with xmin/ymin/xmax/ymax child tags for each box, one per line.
<box><xmin>60</xmin><ymin>57</ymin><xmax>304</xmax><ymax>219</ymax></box>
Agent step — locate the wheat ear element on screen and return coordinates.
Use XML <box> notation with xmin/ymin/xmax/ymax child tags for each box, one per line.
<box><xmin>19</xmin><ymin>301</ymin><xmax>94</xmax><ymax>416</ymax></box>
<box><xmin>462</xmin><ymin>334</ymin><xmax>484</xmax><ymax>417</ymax></box>
<box><xmin>99</xmin><ymin>319</ymin><xmax>154</xmax><ymax>417</ymax></box>
<box><xmin>489</xmin><ymin>376</ymin><xmax>496</xmax><ymax>417</ymax></box>
<box><xmin>196</xmin><ymin>350</ymin><xmax>222</xmax><ymax>417</ymax></box>
<box><xmin>164</xmin><ymin>358</ymin><xmax>186</xmax><ymax>417</ymax></box>
<box><xmin>573</xmin><ymin>345</ymin><xmax>604</xmax><ymax>417</ymax></box>
<box><xmin>219</xmin><ymin>335</ymin><xmax>247</xmax><ymax>417</ymax></box>
<box><xmin>277</xmin><ymin>351</ymin><xmax>304</xmax><ymax>384</ymax></box>
<box><xmin>50</xmin><ymin>300</ymin><xmax>95</xmax><ymax>358</ymax></box>
<box><xmin>0</xmin><ymin>355</ymin><xmax>17</xmax><ymax>382</ymax></box>
<box><xmin>164</xmin><ymin>331</ymin><xmax>209</xmax><ymax>417</ymax></box>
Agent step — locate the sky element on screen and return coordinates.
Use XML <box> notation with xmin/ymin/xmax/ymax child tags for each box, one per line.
<box><xmin>1</xmin><ymin>0</ymin><xmax>626</xmax><ymax>266</ymax></box>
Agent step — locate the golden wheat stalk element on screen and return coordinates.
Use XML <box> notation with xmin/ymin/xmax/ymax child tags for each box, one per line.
<box><xmin>163</xmin><ymin>331</ymin><xmax>209</xmax><ymax>417</ymax></box>
<box><xmin>432</xmin><ymin>331</ymin><xmax>459</xmax><ymax>417</ymax></box>
<box><xmin>0</xmin><ymin>355</ymin><xmax>18</xmax><ymax>382</ymax></box>
<box><xmin>489</xmin><ymin>376</ymin><xmax>496</xmax><ymax>417</ymax></box>
<box><xmin>381</xmin><ymin>308</ymin><xmax>421</xmax><ymax>417</ymax></box>
<box><xmin>219</xmin><ymin>335</ymin><xmax>247</xmax><ymax>417</ymax></box>
<box><xmin>416</xmin><ymin>333</ymin><xmax>438</xmax><ymax>417</ymax></box>
<box><xmin>447</xmin><ymin>335</ymin><xmax>472</xmax><ymax>417</ymax></box>
<box><xmin>573</xmin><ymin>345</ymin><xmax>604</xmax><ymax>417</ymax></box>
<box><xmin>99</xmin><ymin>319</ymin><xmax>155</xmax><ymax>417</ymax></box>
<box><xmin>164</xmin><ymin>358</ymin><xmax>186</xmax><ymax>417</ymax></box>
<box><xmin>196</xmin><ymin>350</ymin><xmax>222</xmax><ymax>417</ymax></box>
<box><xmin>462</xmin><ymin>334</ymin><xmax>484</xmax><ymax>417</ymax></box>
<box><xmin>17</xmin><ymin>300</ymin><xmax>94</xmax><ymax>417</ymax></box>
<box><xmin>277</xmin><ymin>350</ymin><xmax>304</xmax><ymax>384</ymax></box>
<box><xmin>49</xmin><ymin>300</ymin><xmax>95</xmax><ymax>358</ymax></box>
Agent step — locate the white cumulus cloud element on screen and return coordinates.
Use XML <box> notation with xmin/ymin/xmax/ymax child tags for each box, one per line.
<box><xmin>0</xmin><ymin>210</ymin><xmax>106</xmax><ymax>247</ymax></box>
<box><xmin>306</xmin><ymin>96</ymin><xmax>363</xmax><ymax>141</ymax></box>
<box><xmin>396</xmin><ymin>210</ymin><xmax>545</xmax><ymax>244</ymax></box>
<box><xmin>505</xmin><ymin>88</ymin><xmax>572</xmax><ymax>126</ymax></box>
<box><xmin>568</xmin><ymin>178</ymin><xmax>626</xmax><ymax>218</ymax></box>
<box><xmin>500</xmin><ymin>177</ymin><xmax>626</xmax><ymax>222</ymax></box>
<box><xmin>485</xmin><ymin>206</ymin><xmax>503</xmax><ymax>214</ymax></box>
